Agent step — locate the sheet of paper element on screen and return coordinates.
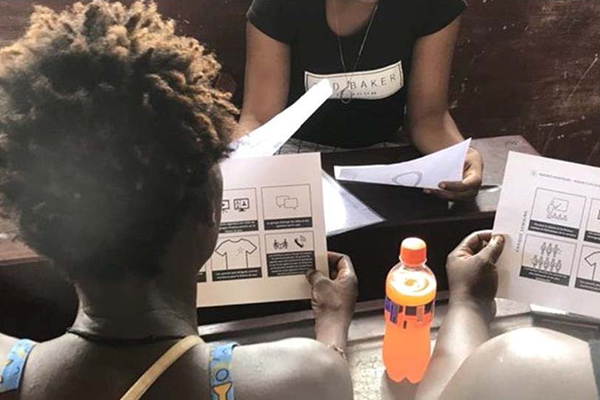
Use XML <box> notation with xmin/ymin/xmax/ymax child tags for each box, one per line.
<box><xmin>493</xmin><ymin>152</ymin><xmax>600</xmax><ymax>318</ymax></box>
<box><xmin>322</xmin><ymin>172</ymin><xmax>384</xmax><ymax>236</ymax></box>
<box><xmin>333</xmin><ymin>139</ymin><xmax>471</xmax><ymax>189</ymax></box>
<box><xmin>230</xmin><ymin>80</ymin><xmax>333</xmax><ymax>158</ymax></box>
<box><xmin>197</xmin><ymin>153</ymin><xmax>328</xmax><ymax>307</ymax></box>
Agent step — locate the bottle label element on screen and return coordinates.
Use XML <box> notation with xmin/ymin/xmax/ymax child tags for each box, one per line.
<box><xmin>385</xmin><ymin>297</ymin><xmax>434</xmax><ymax>327</ymax></box>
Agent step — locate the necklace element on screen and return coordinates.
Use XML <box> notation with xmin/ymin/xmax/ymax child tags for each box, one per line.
<box><xmin>333</xmin><ymin>0</ymin><xmax>380</xmax><ymax>104</ymax></box>
<box><xmin>67</xmin><ymin>327</ymin><xmax>189</xmax><ymax>346</ymax></box>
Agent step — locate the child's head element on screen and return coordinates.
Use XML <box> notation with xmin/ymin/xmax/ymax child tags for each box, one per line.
<box><xmin>0</xmin><ymin>0</ymin><xmax>237</xmax><ymax>281</ymax></box>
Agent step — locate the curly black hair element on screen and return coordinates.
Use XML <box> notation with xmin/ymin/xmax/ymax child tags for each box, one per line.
<box><xmin>0</xmin><ymin>0</ymin><xmax>238</xmax><ymax>280</ymax></box>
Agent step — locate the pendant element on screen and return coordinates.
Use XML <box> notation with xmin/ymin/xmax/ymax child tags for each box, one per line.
<box><xmin>340</xmin><ymin>81</ymin><xmax>353</xmax><ymax>104</ymax></box>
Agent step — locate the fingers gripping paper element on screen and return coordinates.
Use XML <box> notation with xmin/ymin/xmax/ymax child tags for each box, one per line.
<box><xmin>334</xmin><ymin>139</ymin><xmax>471</xmax><ymax>189</ymax></box>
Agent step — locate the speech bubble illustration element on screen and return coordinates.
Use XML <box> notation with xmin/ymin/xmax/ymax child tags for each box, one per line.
<box><xmin>276</xmin><ymin>195</ymin><xmax>299</xmax><ymax>210</ymax></box>
<box><xmin>284</xmin><ymin>198</ymin><xmax>298</xmax><ymax>209</ymax></box>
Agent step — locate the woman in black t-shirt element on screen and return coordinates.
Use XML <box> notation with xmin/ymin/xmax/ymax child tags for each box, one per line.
<box><xmin>239</xmin><ymin>0</ymin><xmax>483</xmax><ymax>201</ymax></box>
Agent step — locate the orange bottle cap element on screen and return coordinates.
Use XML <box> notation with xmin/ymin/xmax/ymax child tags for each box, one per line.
<box><xmin>400</xmin><ymin>238</ymin><xmax>427</xmax><ymax>266</ymax></box>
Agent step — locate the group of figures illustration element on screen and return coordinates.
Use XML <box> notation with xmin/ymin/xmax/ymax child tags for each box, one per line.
<box><xmin>530</xmin><ymin>242</ymin><xmax>563</xmax><ymax>273</ymax></box>
<box><xmin>521</xmin><ymin>234</ymin><xmax>576</xmax><ymax>287</ymax></box>
<box><xmin>521</xmin><ymin>191</ymin><xmax>600</xmax><ymax>290</ymax></box>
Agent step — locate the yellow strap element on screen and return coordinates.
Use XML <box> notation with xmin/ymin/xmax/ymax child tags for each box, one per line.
<box><xmin>120</xmin><ymin>335</ymin><xmax>203</xmax><ymax>400</ymax></box>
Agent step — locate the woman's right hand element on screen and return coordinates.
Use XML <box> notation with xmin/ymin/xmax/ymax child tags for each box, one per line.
<box><xmin>446</xmin><ymin>231</ymin><xmax>505</xmax><ymax>315</ymax></box>
<box><xmin>307</xmin><ymin>252</ymin><xmax>358</xmax><ymax>349</ymax></box>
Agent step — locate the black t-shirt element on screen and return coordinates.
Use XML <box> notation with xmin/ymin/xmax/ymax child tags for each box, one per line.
<box><xmin>248</xmin><ymin>0</ymin><xmax>467</xmax><ymax>148</ymax></box>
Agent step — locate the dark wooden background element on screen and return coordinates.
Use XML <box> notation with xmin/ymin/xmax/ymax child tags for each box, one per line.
<box><xmin>0</xmin><ymin>0</ymin><xmax>598</xmax><ymax>166</ymax></box>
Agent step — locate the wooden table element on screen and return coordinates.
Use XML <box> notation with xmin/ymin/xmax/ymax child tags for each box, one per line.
<box><xmin>0</xmin><ymin>136</ymin><xmax>538</xmax><ymax>340</ymax></box>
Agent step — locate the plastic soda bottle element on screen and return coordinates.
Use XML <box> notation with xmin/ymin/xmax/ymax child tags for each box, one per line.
<box><xmin>383</xmin><ymin>238</ymin><xmax>437</xmax><ymax>383</ymax></box>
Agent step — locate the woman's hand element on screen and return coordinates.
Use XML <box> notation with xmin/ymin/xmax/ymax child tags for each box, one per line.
<box><xmin>307</xmin><ymin>252</ymin><xmax>358</xmax><ymax>349</ymax></box>
<box><xmin>426</xmin><ymin>147</ymin><xmax>483</xmax><ymax>201</ymax></box>
<box><xmin>446</xmin><ymin>231</ymin><xmax>505</xmax><ymax>318</ymax></box>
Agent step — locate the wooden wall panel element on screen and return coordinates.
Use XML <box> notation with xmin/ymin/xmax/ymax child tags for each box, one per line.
<box><xmin>1</xmin><ymin>0</ymin><xmax>598</xmax><ymax>165</ymax></box>
<box><xmin>450</xmin><ymin>0</ymin><xmax>600</xmax><ymax>166</ymax></box>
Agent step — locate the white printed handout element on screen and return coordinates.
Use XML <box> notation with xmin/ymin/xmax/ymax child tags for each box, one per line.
<box><xmin>197</xmin><ymin>153</ymin><xmax>328</xmax><ymax>307</ymax></box>
<box><xmin>230</xmin><ymin>80</ymin><xmax>333</xmax><ymax>158</ymax></box>
<box><xmin>493</xmin><ymin>152</ymin><xmax>600</xmax><ymax>318</ymax></box>
<box><xmin>333</xmin><ymin>139</ymin><xmax>471</xmax><ymax>189</ymax></box>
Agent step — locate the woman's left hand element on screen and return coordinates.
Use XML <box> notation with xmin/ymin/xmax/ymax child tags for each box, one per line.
<box><xmin>425</xmin><ymin>147</ymin><xmax>483</xmax><ymax>201</ymax></box>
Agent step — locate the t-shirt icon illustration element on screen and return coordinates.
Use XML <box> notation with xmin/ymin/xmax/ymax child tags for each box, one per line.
<box><xmin>213</xmin><ymin>238</ymin><xmax>259</xmax><ymax>270</ymax></box>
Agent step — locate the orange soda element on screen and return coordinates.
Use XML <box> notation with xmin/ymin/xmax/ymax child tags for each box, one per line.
<box><xmin>383</xmin><ymin>238</ymin><xmax>437</xmax><ymax>383</ymax></box>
